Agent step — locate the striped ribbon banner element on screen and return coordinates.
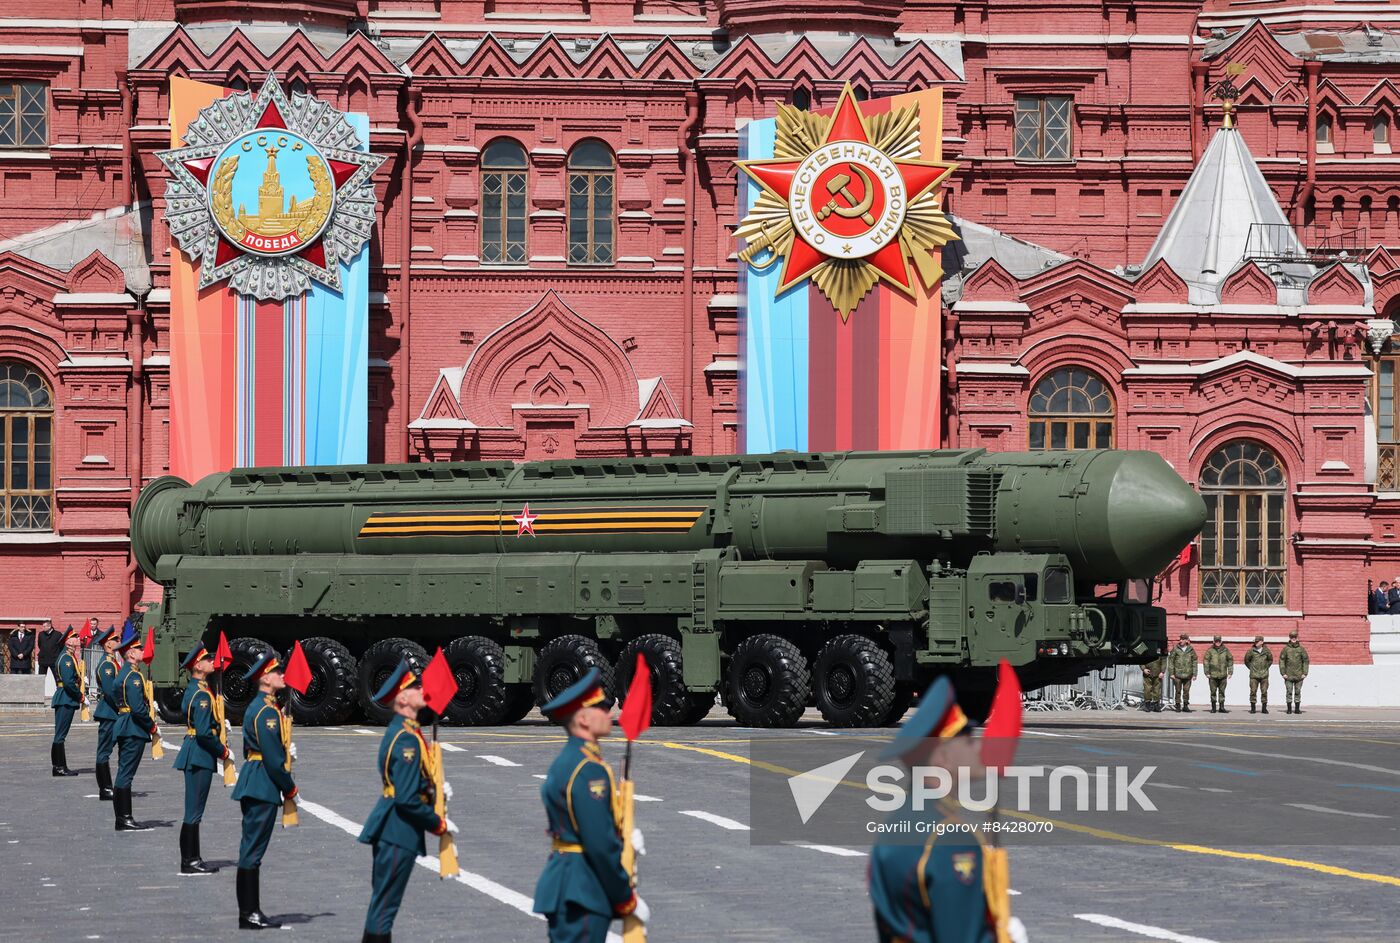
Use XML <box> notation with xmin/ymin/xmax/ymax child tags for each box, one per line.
<box><xmin>738</xmin><ymin>89</ymin><xmax>945</xmax><ymax>454</ymax></box>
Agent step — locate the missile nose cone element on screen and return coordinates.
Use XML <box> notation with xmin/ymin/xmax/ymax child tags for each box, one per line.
<box><xmin>1107</xmin><ymin>452</ymin><xmax>1208</xmax><ymax>578</ymax></box>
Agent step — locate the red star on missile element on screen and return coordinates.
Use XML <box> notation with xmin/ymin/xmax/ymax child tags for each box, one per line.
<box><xmin>513</xmin><ymin>503</ymin><xmax>539</xmax><ymax>537</ymax></box>
<box><xmin>737</xmin><ymin>85</ymin><xmax>955</xmax><ymax>295</ymax></box>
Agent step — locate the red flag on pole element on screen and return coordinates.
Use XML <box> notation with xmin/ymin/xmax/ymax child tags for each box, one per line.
<box><xmin>284</xmin><ymin>640</ymin><xmax>312</xmax><ymax>694</ymax></box>
<box><xmin>619</xmin><ymin>653</ymin><xmax>653</xmax><ymax>742</ymax></box>
<box><xmin>78</xmin><ymin>619</ymin><xmax>92</xmax><ymax>646</ymax></box>
<box><xmin>1176</xmin><ymin>542</ymin><xmax>1194</xmax><ymax>567</ymax></box>
<box><xmin>215</xmin><ymin>631</ymin><xmax>233</xmax><ymax>670</ymax></box>
<box><xmin>140</xmin><ymin>625</ymin><xmax>156</xmax><ymax>664</ymax></box>
<box><xmin>981</xmin><ymin>659</ymin><xmax>1023</xmax><ymax>770</ymax></box>
<box><xmin>421</xmin><ymin>647</ymin><xmax>459</xmax><ymax>715</ymax></box>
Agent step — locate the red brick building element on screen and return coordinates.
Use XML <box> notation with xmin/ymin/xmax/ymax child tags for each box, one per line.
<box><xmin>2</xmin><ymin>0</ymin><xmax>1398</xmax><ymax>698</ymax></box>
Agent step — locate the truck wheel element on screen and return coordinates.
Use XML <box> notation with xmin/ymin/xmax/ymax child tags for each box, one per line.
<box><xmin>498</xmin><ymin>685</ymin><xmax>536</xmax><ymax>725</ymax></box>
<box><xmin>286</xmin><ymin>637</ymin><xmax>358</xmax><ymax>726</ymax></box>
<box><xmin>725</xmin><ymin>634</ymin><xmax>810</xmax><ymax>728</ymax></box>
<box><xmin>680</xmin><ymin>691</ymin><xmax>717</xmax><ymax>725</ymax></box>
<box><xmin>533</xmin><ymin>635</ymin><xmax>615</xmax><ymax>707</ymax></box>
<box><xmin>357</xmin><ymin>637</ymin><xmax>430</xmax><ymax>726</ymax></box>
<box><xmin>814</xmin><ymin>634</ymin><xmax>896</xmax><ymax>728</ymax></box>
<box><xmin>441</xmin><ymin>636</ymin><xmax>509</xmax><ymax>726</ymax></box>
<box><xmin>617</xmin><ymin>635</ymin><xmax>692</xmax><ymax>727</ymax></box>
<box><xmin>881</xmin><ymin>683</ymin><xmax>915</xmax><ymax>726</ymax></box>
<box><xmin>223</xmin><ymin>637</ymin><xmax>275</xmax><ymax>724</ymax></box>
<box><xmin>154</xmin><ymin>685</ymin><xmax>185</xmax><ymax>725</ymax></box>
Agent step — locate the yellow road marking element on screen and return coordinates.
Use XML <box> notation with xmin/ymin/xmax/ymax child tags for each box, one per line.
<box><xmin>656</xmin><ymin>741</ymin><xmax>1400</xmax><ymax>888</ymax></box>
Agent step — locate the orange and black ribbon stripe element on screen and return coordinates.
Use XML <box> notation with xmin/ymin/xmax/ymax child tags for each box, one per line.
<box><xmin>357</xmin><ymin>506</ymin><xmax>706</xmax><ymax>539</ymax></box>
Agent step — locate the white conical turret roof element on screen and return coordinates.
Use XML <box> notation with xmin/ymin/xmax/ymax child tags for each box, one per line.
<box><xmin>1141</xmin><ymin>125</ymin><xmax>1304</xmax><ymax>301</ymax></box>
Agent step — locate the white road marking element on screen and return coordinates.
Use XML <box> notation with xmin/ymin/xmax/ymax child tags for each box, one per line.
<box><xmin>160</xmin><ymin>739</ymin><xmax>180</xmax><ymax>751</ymax></box>
<box><xmin>804</xmin><ymin>729</ymin><xmax>840</xmax><ymax>736</ymax></box>
<box><xmin>1198</xmin><ymin>787</ymin><xmax>1233</xmax><ymax>794</ymax></box>
<box><xmin>1075</xmin><ymin>913</ymin><xmax>1220</xmax><ymax>943</ymax></box>
<box><xmin>678</xmin><ymin>810</ymin><xmax>749</xmax><ymax>831</ymax></box>
<box><xmin>297</xmin><ymin>799</ymin><xmax>624</xmax><ymax>943</ymax></box>
<box><xmin>353</xmin><ymin>728</ymin><xmax>376</xmax><ymax>735</ymax></box>
<box><xmin>633</xmin><ymin>795</ymin><xmax>662</xmax><ymax>802</ymax></box>
<box><xmin>532</xmin><ymin>774</ymin><xmax>547</xmax><ymax>780</ymax></box>
<box><xmin>1285</xmin><ymin>803</ymin><xmax>1388</xmax><ymax>819</ymax></box>
<box><xmin>1008</xmin><ymin>889</ymin><xmax>1021</xmax><ymax>896</ymax></box>
<box><xmin>1146</xmin><ymin>783</ymin><xmax>1188</xmax><ymax>790</ymax></box>
<box><xmin>439</xmin><ymin>743</ymin><xmax>465</xmax><ymax>753</ymax></box>
<box><xmin>1023</xmin><ymin>729</ymin><xmax>1072</xmax><ymax>738</ymax></box>
<box><xmin>478</xmin><ymin>755</ymin><xmax>521</xmax><ymax>767</ymax></box>
<box><xmin>84</xmin><ymin>794</ymin><xmax>99</xmax><ymax>799</ymax></box>
<box><xmin>1156</xmin><ymin>740</ymin><xmax>1400</xmax><ymax>777</ymax></box>
<box><xmin>792</xmin><ymin>843</ymin><xmax>866</xmax><ymax>857</ymax></box>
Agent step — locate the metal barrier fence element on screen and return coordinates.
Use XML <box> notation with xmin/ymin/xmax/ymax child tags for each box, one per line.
<box><xmin>1026</xmin><ymin>665</ymin><xmax>1135</xmax><ymax>711</ymax></box>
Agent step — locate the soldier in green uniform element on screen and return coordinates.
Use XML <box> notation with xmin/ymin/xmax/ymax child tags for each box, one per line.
<box><xmin>1140</xmin><ymin>653</ymin><xmax>1166</xmax><ymax>712</ymax></box>
<box><xmin>93</xmin><ymin>625</ymin><xmax>122</xmax><ymax>799</ymax></box>
<box><xmin>358</xmin><ymin>658</ymin><xmax>457</xmax><ymax>943</ymax></box>
<box><xmin>113</xmin><ymin>623</ymin><xmax>156</xmax><ymax>831</ymax></box>
<box><xmin>50</xmin><ymin>625</ymin><xmax>83</xmax><ymax>777</ymax></box>
<box><xmin>231</xmin><ymin>651</ymin><xmax>298</xmax><ymax>929</ymax></box>
<box><xmin>1167</xmin><ymin>632</ymin><xmax>1198</xmax><ymax>712</ymax></box>
<box><xmin>1203</xmin><ymin>635</ymin><xmax>1233</xmax><ymax>714</ymax></box>
<box><xmin>174</xmin><ymin>642</ymin><xmax>231</xmax><ymax>875</ymax></box>
<box><xmin>532</xmin><ymin>667</ymin><xmax>650</xmax><ymax>943</ymax></box>
<box><xmin>868</xmin><ymin>676</ymin><xmax>1027</xmax><ymax>943</ymax></box>
<box><xmin>1244</xmin><ymin>635</ymin><xmax>1272</xmax><ymax>714</ymax></box>
<box><xmin>1279</xmin><ymin>630</ymin><xmax>1311</xmax><ymax>714</ymax></box>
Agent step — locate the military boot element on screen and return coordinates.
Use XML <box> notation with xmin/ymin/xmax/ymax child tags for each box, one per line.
<box><xmin>1249</xmin><ymin>702</ymin><xmax>1256</xmax><ymax>714</ymax></box>
<box><xmin>180</xmin><ymin>823</ymin><xmax>217</xmax><ymax>875</ymax></box>
<box><xmin>362</xmin><ymin>934</ymin><xmax>391</xmax><ymax>943</ymax></box>
<box><xmin>1261</xmin><ymin>699</ymin><xmax>1269</xmax><ymax>714</ymax></box>
<box><xmin>1294</xmin><ymin>699</ymin><xmax>1303</xmax><ymax>714</ymax></box>
<box><xmin>51</xmin><ymin>744</ymin><xmax>77</xmax><ymax>777</ymax></box>
<box><xmin>115</xmin><ymin>788</ymin><xmax>152</xmax><ymax>832</ymax></box>
<box><xmin>237</xmin><ymin>867</ymin><xmax>281</xmax><ymax>929</ymax></box>
<box><xmin>95</xmin><ymin>762</ymin><xmax>114</xmax><ymax>801</ymax></box>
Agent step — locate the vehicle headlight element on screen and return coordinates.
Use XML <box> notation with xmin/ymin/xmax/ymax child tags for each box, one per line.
<box><xmin>1059</xmin><ymin>642</ymin><xmax>1070</xmax><ymax>656</ymax></box>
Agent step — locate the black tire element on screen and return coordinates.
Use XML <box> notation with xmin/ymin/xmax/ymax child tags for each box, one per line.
<box><xmin>286</xmin><ymin>637</ymin><xmax>358</xmax><ymax>726</ymax></box>
<box><xmin>441</xmin><ymin>635</ymin><xmax>509</xmax><ymax>726</ymax></box>
<box><xmin>532</xmin><ymin>635</ymin><xmax>615</xmax><ymax>707</ymax></box>
<box><xmin>616</xmin><ymin>635</ymin><xmax>696</xmax><ymax>726</ymax></box>
<box><xmin>356</xmin><ymin>637</ymin><xmax>430</xmax><ymax>726</ymax></box>
<box><xmin>680</xmin><ymin>690</ymin><xmax>717</xmax><ymax>725</ymax></box>
<box><xmin>222</xmin><ymin>637</ymin><xmax>275</xmax><ymax>724</ymax></box>
<box><xmin>154</xmin><ymin>685</ymin><xmax>185</xmax><ymax>725</ymax></box>
<box><xmin>813</xmin><ymin>634</ymin><xmax>896</xmax><ymax>728</ymax></box>
<box><xmin>724</xmin><ymin>634</ymin><xmax>810</xmax><ymax>728</ymax></box>
<box><xmin>881</xmin><ymin>683</ymin><xmax>916</xmax><ymax>727</ymax></box>
<box><xmin>499</xmin><ymin>685</ymin><xmax>537</xmax><ymax>724</ymax></box>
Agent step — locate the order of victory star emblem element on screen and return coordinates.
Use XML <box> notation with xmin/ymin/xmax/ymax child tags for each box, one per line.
<box><xmin>735</xmin><ymin>83</ymin><xmax>959</xmax><ymax>319</ymax></box>
<box><xmin>156</xmin><ymin>74</ymin><xmax>385</xmax><ymax>301</ymax></box>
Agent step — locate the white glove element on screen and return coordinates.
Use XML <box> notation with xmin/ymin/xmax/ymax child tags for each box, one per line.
<box><xmin>630</xmin><ymin>827</ymin><xmax>646</xmax><ymax>857</ymax></box>
<box><xmin>224</xmin><ymin>719</ymin><xmax>232</xmax><ymax>736</ymax></box>
<box><xmin>443</xmin><ymin>817</ymin><xmax>459</xmax><ymax>835</ymax></box>
<box><xmin>289</xmin><ymin>741</ymin><xmax>298</xmax><ymax>761</ymax></box>
<box><xmin>443</xmin><ymin>780</ymin><xmax>454</xmax><ymax>801</ymax></box>
<box><xmin>631</xmin><ymin>896</ymin><xmax>650</xmax><ymax>925</ymax></box>
<box><xmin>1008</xmin><ymin>916</ymin><xmax>1029</xmax><ymax>943</ymax></box>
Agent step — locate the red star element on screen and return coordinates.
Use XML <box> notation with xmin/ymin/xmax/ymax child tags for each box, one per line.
<box><xmin>513</xmin><ymin>503</ymin><xmax>539</xmax><ymax>537</ymax></box>
<box><xmin>737</xmin><ymin>86</ymin><xmax>955</xmax><ymax>296</ymax></box>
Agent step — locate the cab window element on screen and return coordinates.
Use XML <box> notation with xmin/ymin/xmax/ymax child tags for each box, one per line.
<box><xmin>989</xmin><ymin>581</ymin><xmax>1019</xmax><ymax>602</ymax></box>
<box><xmin>1044</xmin><ymin>567</ymin><xmax>1071</xmax><ymax>604</ymax></box>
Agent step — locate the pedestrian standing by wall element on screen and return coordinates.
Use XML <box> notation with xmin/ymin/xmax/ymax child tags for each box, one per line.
<box><xmin>1279</xmin><ymin>631</ymin><xmax>1311</xmax><ymax>714</ymax></box>
<box><xmin>37</xmin><ymin>623</ymin><xmax>63</xmax><ymax>678</ymax></box>
<box><xmin>8</xmin><ymin>624</ymin><xmax>34</xmax><ymax>674</ymax></box>
<box><xmin>1244</xmin><ymin>635</ymin><xmax>1273</xmax><ymax>714</ymax></box>
<box><xmin>1168</xmin><ymin>633</ymin><xmax>1198</xmax><ymax>712</ymax></box>
<box><xmin>1203</xmin><ymin>635</ymin><xmax>1233</xmax><ymax>714</ymax></box>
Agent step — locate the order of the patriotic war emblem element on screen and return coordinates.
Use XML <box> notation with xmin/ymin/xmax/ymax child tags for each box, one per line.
<box><xmin>735</xmin><ymin>82</ymin><xmax>959</xmax><ymax>319</ymax></box>
<box><xmin>156</xmin><ymin>74</ymin><xmax>384</xmax><ymax>301</ymax></box>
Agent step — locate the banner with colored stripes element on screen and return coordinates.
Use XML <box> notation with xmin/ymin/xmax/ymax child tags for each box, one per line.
<box><xmin>168</xmin><ymin>76</ymin><xmax>368</xmax><ymax>479</ymax></box>
<box><xmin>738</xmin><ymin>89</ymin><xmax>946</xmax><ymax>454</ymax></box>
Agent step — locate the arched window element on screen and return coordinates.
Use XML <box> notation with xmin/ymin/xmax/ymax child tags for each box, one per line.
<box><xmin>792</xmin><ymin>86</ymin><xmax>811</xmax><ymax>111</ymax></box>
<box><xmin>0</xmin><ymin>361</ymin><xmax>53</xmax><ymax>531</ymax></box>
<box><xmin>567</xmin><ymin>140</ymin><xmax>614</xmax><ymax>266</ymax></box>
<box><xmin>1198</xmin><ymin>442</ymin><xmax>1286</xmax><ymax>607</ymax></box>
<box><xmin>228</xmin><ymin>75</ymin><xmax>249</xmax><ymax>92</ymax></box>
<box><xmin>1316</xmin><ymin>113</ymin><xmax>1334</xmax><ymax>152</ymax></box>
<box><xmin>481</xmin><ymin>138</ymin><xmax>528</xmax><ymax>265</ymax></box>
<box><xmin>1027</xmin><ymin>367</ymin><xmax>1115</xmax><ymax>450</ymax></box>
<box><xmin>1375</xmin><ymin>113</ymin><xmax>1391</xmax><ymax>152</ymax></box>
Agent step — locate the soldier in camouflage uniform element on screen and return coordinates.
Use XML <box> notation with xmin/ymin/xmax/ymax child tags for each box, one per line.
<box><xmin>1279</xmin><ymin>630</ymin><xmax>1310</xmax><ymax>714</ymax></box>
<box><xmin>1140</xmin><ymin>654</ymin><xmax>1167</xmax><ymax>712</ymax></box>
<box><xmin>1203</xmin><ymin>635</ymin><xmax>1233</xmax><ymax>714</ymax></box>
<box><xmin>1244</xmin><ymin>635</ymin><xmax>1272</xmax><ymax>714</ymax></box>
<box><xmin>1167</xmin><ymin>633</ymin><xmax>1198</xmax><ymax>712</ymax></box>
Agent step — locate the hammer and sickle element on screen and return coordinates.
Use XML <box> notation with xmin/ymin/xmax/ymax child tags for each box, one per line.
<box><xmin>816</xmin><ymin>165</ymin><xmax>877</xmax><ymax>226</ymax></box>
